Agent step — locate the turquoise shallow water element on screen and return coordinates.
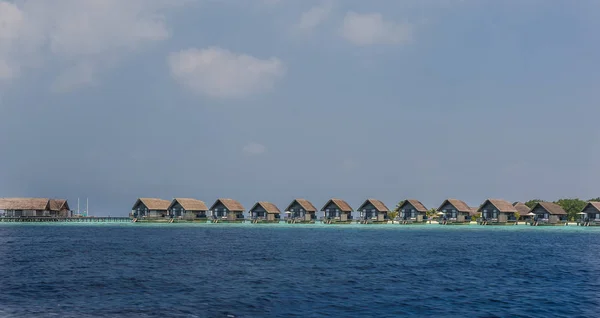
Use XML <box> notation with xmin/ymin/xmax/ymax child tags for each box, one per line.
<box><xmin>1</xmin><ymin>223</ymin><xmax>599</xmax><ymax>317</ymax></box>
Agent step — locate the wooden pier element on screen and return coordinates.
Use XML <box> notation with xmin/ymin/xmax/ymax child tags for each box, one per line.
<box><xmin>0</xmin><ymin>216</ymin><xmax>131</xmax><ymax>223</ymax></box>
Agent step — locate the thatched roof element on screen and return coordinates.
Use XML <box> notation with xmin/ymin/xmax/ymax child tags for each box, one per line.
<box><xmin>134</xmin><ymin>198</ymin><xmax>170</xmax><ymax>210</ymax></box>
<box><xmin>249</xmin><ymin>201</ymin><xmax>281</xmax><ymax>214</ymax></box>
<box><xmin>469</xmin><ymin>207</ymin><xmax>480</xmax><ymax>216</ymax></box>
<box><xmin>0</xmin><ymin>198</ymin><xmax>51</xmax><ymax>210</ymax></box>
<box><xmin>169</xmin><ymin>198</ymin><xmax>208</xmax><ymax>211</ymax></box>
<box><xmin>477</xmin><ymin>199</ymin><xmax>517</xmax><ymax>213</ymax></box>
<box><xmin>49</xmin><ymin>199</ymin><xmax>69</xmax><ymax>211</ymax></box>
<box><xmin>437</xmin><ymin>199</ymin><xmax>471</xmax><ymax>213</ymax></box>
<box><xmin>398</xmin><ymin>199</ymin><xmax>428</xmax><ymax>212</ymax></box>
<box><xmin>513</xmin><ymin>202</ymin><xmax>531</xmax><ymax>215</ymax></box>
<box><xmin>285</xmin><ymin>199</ymin><xmax>317</xmax><ymax>212</ymax></box>
<box><xmin>210</xmin><ymin>198</ymin><xmax>244</xmax><ymax>212</ymax></box>
<box><xmin>321</xmin><ymin>198</ymin><xmax>352</xmax><ymax>212</ymax></box>
<box><xmin>357</xmin><ymin>199</ymin><xmax>389</xmax><ymax>212</ymax></box>
<box><xmin>532</xmin><ymin>202</ymin><xmax>567</xmax><ymax>215</ymax></box>
<box><xmin>584</xmin><ymin>202</ymin><xmax>600</xmax><ymax>212</ymax></box>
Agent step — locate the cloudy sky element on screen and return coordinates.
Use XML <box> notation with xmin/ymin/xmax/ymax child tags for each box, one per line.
<box><xmin>1</xmin><ymin>0</ymin><xmax>599</xmax><ymax>215</ymax></box>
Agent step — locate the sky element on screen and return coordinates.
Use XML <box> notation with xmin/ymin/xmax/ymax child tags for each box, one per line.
<box><xmin>0</xmin><ymin>0</ymin><xmax>599</xmax><ymax>216</ymax></box>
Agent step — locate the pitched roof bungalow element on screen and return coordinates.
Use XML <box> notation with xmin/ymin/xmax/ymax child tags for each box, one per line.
<box><xmin>579</xmin><ymin>202</ymin><xmax>600</xmax><ymax>226</ymax></box>
<box><xmin>0</xmin><ymin>198</ymin><xmax>71</xmax><ymax>217</ymax></box>
<box><xmin>513</xmin><ymin>202</ymin><xmax>532</xmax><ymax>221</ymax></box>
<box><xmin>131</xmin><ymin>198</ymin><xmax>170</xmax><ymax>219</ymax></box>
<box><xmin>168</xmin><ymin>198</ymin><xmax>208</xmax><ymax>220</ymax></box>
<box><xmin>249</xmin><ymin>201</ymin><xmax>281</xmax><ymax>223</ymax></box>
<box><xmin>321</xmin><ymin>198</ymin><xmax>353</xmax><ymax>224</ymax></box>
<box><xmin>49</xmin><ymin>199</ymin><xmax>71</xmax><ymax>216</ymax></box>
<box><xmin>209</xmin><ymin>198</ymin><xmax>245</xmax><ymax>222</ymax></box>
<box><xmin>437</xmin><ymin>199</ymin><xmax>472</xmax><ymax>225</ymax></box>
<box><xmin>530</xmin><ymin>202</ymin><xmax>567</xmax><ymax>226</ymax></box>
<box><xmin>397</xmin><ymin>199</ymin><xmax>428</xmax><ymax>223</ymax></box>
<box><xmin>477</xmin><ymin>199</ymin><xmax>518</xmax><ymax>225</ymax></box>
<box><xmin>285</xmin><ymin>199</ymin><xmax>317</xmax><ymax>223</ymax></box>
<box><xmin>357</xmin><ymin>199</ymin><xmax>389</xmax><ymax>223</ymax></box>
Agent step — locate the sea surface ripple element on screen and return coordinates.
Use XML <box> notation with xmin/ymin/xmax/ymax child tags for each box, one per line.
<box><xmin>0</xmin><ymin>223</ymin><xmax>599</xmax><ymax>317</ymax></box>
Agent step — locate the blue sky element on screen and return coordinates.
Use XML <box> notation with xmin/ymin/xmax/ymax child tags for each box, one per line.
<box><xmin>0</xmin><ymin>0</ymin><xmax>599</xmax><ymax>215</ymax></box>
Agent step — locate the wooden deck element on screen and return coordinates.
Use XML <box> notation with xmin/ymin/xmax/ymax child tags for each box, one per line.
<box><xmin>0</xmin><ymin>217</ymin><xmax>131</xmax><ymax>223</ymax></box>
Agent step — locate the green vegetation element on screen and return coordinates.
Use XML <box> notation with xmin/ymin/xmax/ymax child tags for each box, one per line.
<box><xmin>524</xmin><ymin>199</ymin><xmax>544</xmax><ymax>209</ymax></box>
<box><xmin>554</xmin><ymin>198</ymin><xmax>586</xmax><ymax>222</ymax></box>
<box><xmin>427</xmin><ymin>208</ymin><xmax>437</xmax><ymax>218</ymax></box>
<box><xmin>388</xmin><ymin>211</ymin><xmax>398</xmax><ymax>223</ymax></box>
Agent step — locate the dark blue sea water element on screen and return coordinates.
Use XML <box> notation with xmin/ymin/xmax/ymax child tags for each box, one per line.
<box><xmin>1</xmin><ymin>223</ymin><xmax>599</xmax><ymax>317</ymax></box>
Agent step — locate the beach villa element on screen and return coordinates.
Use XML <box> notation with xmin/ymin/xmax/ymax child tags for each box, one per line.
<box><xmin>168</xmin><ymin>198</ymin><xmax>208</xmax><ymax>220</ymax></box>
<box><xmin>131</xmin><ymin>198</ymin><xmax>170</xmax><ymax>219</ymax></box>
<box><xmin>477</xmin><ymin>199</ymin><xmax>518</xmax><ymax>225</ymax></box>
<box><xmin>513</xmin><ymin>202</ymin><xmax>533</xmax><ymax>222</ymax></box>
<box><xmin>284</xmin><ymin>199</ymin><xmax>317</xmax><ymax>223</ymax></box>
<box><xmin>357</xmin><ymin>199</ymin><xmax>389</xmax><ymax>224</ymax></box>
<box><xmin>209</xmin><ymin>198</ymin><xmax>245</xmax><ymax>222</ymax></box>
<box><xmin>437</xmin><ymin>199</ymin><xmax>473</xmax><ymax>225</ymax></box>
<box><xmin>249</xmin><ymin>201</ymin><xmax>281</xmax><ymax>223</ymax></box>
<box><xmin>397</xmin><ymin>199</ymin><xmax>428</xmax><ymax>224</ymax></box>
<box><xmin>529</xmin><ymin>202</ymin><xmax>567</xmax><ymax>226</ymax></box>
<box><xmin>321</xmin><ymin>199</ymin><xmax>353</xmax><ymax>224</ymax></box>
<box><xmin>0</xmin><ymin>198</ymin><xmax>71</xmax><ymax>217</ymax></box>
<box><xmin>579</xmin><ymin>202</ymin><xmax>600</xmax><ymax>226</ymax></box>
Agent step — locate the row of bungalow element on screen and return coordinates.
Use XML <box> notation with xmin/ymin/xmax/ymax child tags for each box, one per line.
<box><xmin>0</xmin><ymin>198</ymin><xmax>72</xmax><ymax>217</ymax></box>
<box><xmin>131</xmin><ymin>197</ymin><xmax>593</xmax><ymax>226</ymax></box>
<box><xmin>0</xmin><ymin>196</ymin><xmax>597</xmax><ymax>226</ymax></box>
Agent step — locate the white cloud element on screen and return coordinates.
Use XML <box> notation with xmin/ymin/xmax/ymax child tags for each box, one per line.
<box><xmin>341</xmin><ymin>12</ymin><xmax>412</xmax><ymax>46</ymax></box>
<box><xmin>295</xmin><ymin>2</ymin><xmax>333</xmax><ymax>32</ymax></box>
<box><xmin>168</xmin><ymin>47</ymin><xmax>286</xmax><ymax>99</ymax></box>
<box><xmin>0</xmin><ymin>0</ymin><xmax>186</xmax><ymax>91</ymax></box>
<box><xmin>243</xmin><ymin>143</ymin><xmax>267</xmax><ymax>156</ymax></box>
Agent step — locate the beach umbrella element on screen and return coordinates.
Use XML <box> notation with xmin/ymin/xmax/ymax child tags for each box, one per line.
<box><xmin>526</xmin><ymin>212</ymin><xmax>536</xmax><ymax>216</ymax></box>
<box><xmin>577</xmin><ymin>212</ymin><xmax>586</xmax><ymax>215</ymax></box>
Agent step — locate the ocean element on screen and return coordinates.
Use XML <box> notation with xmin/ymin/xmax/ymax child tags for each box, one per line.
<box><xmin>0</xmin><ymin>223</ymin><xmax>598</xmax><ymax>317</ymax></box>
